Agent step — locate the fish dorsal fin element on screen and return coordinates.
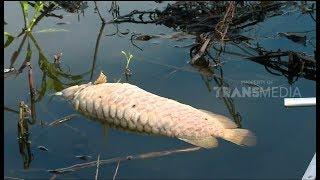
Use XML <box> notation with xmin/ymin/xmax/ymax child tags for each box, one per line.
<box><xmin>179</xmin><ymin>136</ymin><xmax>218</xmax><ymax>149</ymax></box>
<box><xmin>199</xmin><ymin>109</ymin><xmax>238</xmax><ymax>129</ymax></box>
<box><xmin>94</xmin><ymin>71</ymin><xmax>107</xmax><ymax>84</ymax></box>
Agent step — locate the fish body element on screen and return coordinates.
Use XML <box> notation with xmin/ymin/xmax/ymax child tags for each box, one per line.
<box><xmin>59</xmin><ymin>82</ymin><xmax>256</xmax><ymax>148</ymax></box>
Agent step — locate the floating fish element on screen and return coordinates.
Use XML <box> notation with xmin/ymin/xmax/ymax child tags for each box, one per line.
<box><xmin>56</xmin><ymin>73</ymin><xmax>256</xmax><ymax>148</ymax></box>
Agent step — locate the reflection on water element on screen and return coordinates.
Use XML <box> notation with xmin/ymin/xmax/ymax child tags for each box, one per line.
<box><xmin>4</xmin><ymin>1</ymin><xmax>316</xmax><ymax>179</ymax></box>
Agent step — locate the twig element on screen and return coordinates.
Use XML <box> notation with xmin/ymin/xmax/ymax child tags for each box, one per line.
<box><xmin>4</xmin><ymin>176</ymin><xmax>24</xmax><ymax>180</ymax></box>
<box><xmin>49</xmin><ymin>174</ymin><xmax>58</xmax><ymax>180</ymax></box>
<box><xmin>94</xmin><ymin>1</ymin><xmax>106</xmax><ymax>23</ymax></box>
<box><xmin>113</xmin><ymin>161</ymin><xmax>120</xmax><ymax>180</ymax></box>
<box><xmin>4</xmin><ymin>106</ymin><xmax>19</xmax><ymax>114</ymax></box>
<box><xmin>95</xmin><ymin>154</ymin><xmax>100</xmax><ymax>180</ymax></box>
<box><xmin>48</xmin><ymin>146</ymin><xmax>201</xmax><ymax>174</ymax></box>
<box><xmin>27</xmin><ymin>63</ymin><xmax>37</xmax><ymax>124</ymax></box>
<box><xmin>48</xmin><ymin>114</ymin><xmax>79</xmax><ymax>126</ymax></box>
<box><xmin>9</xmin><ymin>34</ymin><xmax>28</xmax><ymax>68</ymax></box>
<box><xmin>90</xmin><ymin>23</ymin><xmax>106</xmax><ymax>81</ymax></box>
<box><xmin>130</xmin><ymin>33</ymin><xmax>143</xmax><ymax>51</ymax></box>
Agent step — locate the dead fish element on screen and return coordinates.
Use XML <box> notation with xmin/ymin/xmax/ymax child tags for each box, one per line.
<box><xmin>56</xmin><ymin>72</ymin><xmax>256</xmax><ymax>149</ymax></box>
<box><xmin>37</xmin><ymin>145</ymin><xmax>49</xmax><ymax>151</ymax></box>
<box><xmin>75</xmin><ymin>155</ymin><xmax>92</xmax><ymax>161</ymax></box>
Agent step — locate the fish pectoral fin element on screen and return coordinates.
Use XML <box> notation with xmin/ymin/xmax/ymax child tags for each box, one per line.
<box><xmin>178</xmin><ymin>136</ymin><xmax>218</xmax><ymax>149</ymax></box>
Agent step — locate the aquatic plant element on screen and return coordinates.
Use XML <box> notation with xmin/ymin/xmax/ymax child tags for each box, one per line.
<box><xmin>20</xmin><ymin>1</ymin><xmax>45</xmax><ymax>32</ymax></box>
<box><xmin>121</xmin><ymin>50</ymin><xmax>134</xmax><ymax>76</ymax></box>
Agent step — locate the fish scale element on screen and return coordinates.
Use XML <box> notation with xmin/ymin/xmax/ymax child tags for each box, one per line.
<box><xmin>58</xmin><ymin>81</ymin><xmax>256</xmax><ymax>148</ymax></box>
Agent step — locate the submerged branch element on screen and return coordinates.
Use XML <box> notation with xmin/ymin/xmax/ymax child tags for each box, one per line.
<box><xmin>48</xmin><ymin>114</ymin><xmax>79</xmax><ymax>126</ymax></box>
<box><xmin>90</xmin><ymin>23</ymin><xmax>106</xmax><ymax>81</ymax></box>
<box><xmin>48</xmin><ymin>146</ymin><xmax>201</xmax><ymax>174</ymax></box>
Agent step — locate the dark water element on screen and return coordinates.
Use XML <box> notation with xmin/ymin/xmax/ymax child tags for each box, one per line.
<box><xmin>4</xmin><ymin>1</ymin><xmax>316</xmax><ymax>179</ymax></box>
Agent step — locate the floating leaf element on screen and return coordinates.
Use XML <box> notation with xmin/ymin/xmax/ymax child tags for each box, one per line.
<box><xmin>4</xmin><ymin>32</ymin><xmax>15</xmax><ymax>48</ymax></box>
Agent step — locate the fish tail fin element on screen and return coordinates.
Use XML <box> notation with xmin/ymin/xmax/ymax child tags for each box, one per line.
<box><xmin>222</xmin><ymin>129</ymin><xmax>256</xmax><ymax>146</ymax></box>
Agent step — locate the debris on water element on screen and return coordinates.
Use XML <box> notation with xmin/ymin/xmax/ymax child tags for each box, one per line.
<box><xmin>134</xmin><ymin>32</ymin><xmax>195</xmax><ymax>41</ymax></box>
<box><xmin>55</xmin><ymin>1</ymin><xmax>85</xmax><ymax>13</ymax></box>
<box><xmin>48</xmin><ymin>114</ymin><xmax>79</xmax><ymax>126</ymax></box>
<box><xmin>37</xmin><ymin>146</ymin><xmax>49</xmax><ymax>151</ymax></box>
<box><xmin>48</xmin><ymin>169</ymin><xmax>75</xmax><ymax>174</ymax></box>
<box><xmin>134</xmin><ymin>34</ymin><xmax>159</xmax><ymax>41</ymax></box>
<box><xmin>150</xmin><ymin>40</ymin><xmax>161</xmax><ymax>44</ymax></box>
<box><xmin>278</xmin><ymin>32</ymin><xmax>307</xmax><ymax>45</ymax></box>
<box><xmin>48</xmin><ymin>147</ymin><xmax>201</xmax><ymax>174</ymax></box>
<box><xmin>125</xmin><ymin>68</ymin><xmax>132</xmax><ymax>77</ymax></box>
<box><xmin>54</xmin><ymin>52</ymin><xmax>63</xmax><ymax>64</ymax></box>
<box><xmin>126</xmin><ymin>156</ymin><xmax>133</xmax><ymax>160</ymax></box>
<box><xmin>75</xmin><ymin>155</ymin><xmax>92</xmax><ymax>161</ymax></box>
<box><xmin>4</xmin><ymin>67</ymin><xmax>16</xmax><ymax>74</ymax></box>
<box><xmin>56</xmin><ymin>22</ymin><xmax>70</xmax><ymax>25</ymax></box>
<box><xmin>173</xmin><ymin>43</ymin><xmax>199</xmax><ymax>48</ymax></box>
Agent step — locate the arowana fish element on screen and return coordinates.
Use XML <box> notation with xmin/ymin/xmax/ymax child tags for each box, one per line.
<box><xmin>56</xmin><ymin>72</ymin><xmax>256</xmax><ymax>148</ymax></box>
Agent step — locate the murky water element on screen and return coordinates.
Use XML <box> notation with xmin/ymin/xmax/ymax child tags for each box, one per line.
<box><xmin>4</xmin><ymin>1</ymin><xmax>316</xmax><ymax>179</ymax></box>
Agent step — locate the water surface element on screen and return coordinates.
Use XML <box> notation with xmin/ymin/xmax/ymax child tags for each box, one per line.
<box><xmin>4</xmin><ymin>1</ymin><xmax>316</xmax><ymax>179</ymax></box>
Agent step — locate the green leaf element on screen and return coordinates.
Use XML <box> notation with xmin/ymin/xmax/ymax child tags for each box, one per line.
<box><xmin>20</xmin><ymin>1</ymin><xmax>29</xmax><ymax>25</ymax></box>
<box><xmin>28</xmin><ymin>1</ymin><xmax>44</xmax><ymax>30</ymax></box>
<box><xmin>34</xmin><ymin>1</ymin><xmax>44</xmax><ymax>16</ymax></box>
<box><xmin>4</xmin><ymin>32</ymin><xmax>15</xmax><ymax>48</ymax></box>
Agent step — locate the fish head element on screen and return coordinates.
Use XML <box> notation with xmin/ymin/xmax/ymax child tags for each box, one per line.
<box><xmin>60</xmin><ymin>82</ymin><xmax>92</xmax><ymax>100</ymax></box>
